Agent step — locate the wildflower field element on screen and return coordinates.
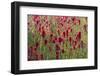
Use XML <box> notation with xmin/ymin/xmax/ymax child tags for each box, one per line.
<box><xmin>28</xmin><ymin>15</ymin><xmax>88</xmax><ymax>61</ymax></box>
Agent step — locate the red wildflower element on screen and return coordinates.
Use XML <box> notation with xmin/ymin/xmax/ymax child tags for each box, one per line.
<box><xmin>44</xmin><ymin>39</ymin><xmax>48</xmax><ymax>45</ymax></box>
<box><xmin>78</xmin><ymin>32</ymin><xmax>81</xmax><ymax>39</ymax></box>
<box><xmin>69</xmin><ymin>37</ymin><xmax>72</xmax><ymax>44</ymax></box>
<box><xmin>58</xmin><ymin>37</ymin><xmax>64</xmax><ymax>43</ymax></box>
<box><xmin>63</xmin><ymin>31</ymin><xmax>66</xmax><ymax>38</ymax></box>
<box><xmin>41</xmin><ymin>30</ymin><xmax>46</xmax><ymax>37</ymax></box>
<box><xmin>32</xmin><ymin>16</ymin><xmax>41</xmax><ymax>27</ymax></box>
<box><xmin>56</xmin><ymin>44</ymin><xmax>60</xmax><ymax>50</ymax></box>
<box><xmin>78</xmin><ymin>20</ymin><xmax>80</xmax><ymax>25</ymax></box>
<box><xmin>56</xmin><ymin>51</ymin><xmax>60</xmax><ymax>59</ymax></box>
<box><xmin>74</xmin><ymin>40</ymin><xmax>77</xmax><ymax>46</ymax></box>
<box><xmin>76</xmin><ymin>31</ymin><xmax>81</xmax><ymax>41</ymax></box>
<box><xmin>73</xmin><ymin>17</ymin><xmax>80</xmax><ymax>25</ymax></box>
<box><xmin>67</xmin><ymin>17</ymin><xmax>71</xmax><ymax>24</ymax></box>
<box><xmin>39</xmin><ymin>27</ymin><xmax>41</xmax><ymax>32</ymax></box>
<box><xmin>63</xmin><ymin>16</ymin><xmax>67</xmax><ymax>22</ymax></box>
<box><xmin>52</xmin><ymin>37</ymin><xmax>58</xmax><ymax>43</ymax></box>
<box><xmin>72</xmin><ymin>40</ymin><xmax>77</xmax><ymax>49</ymax></box>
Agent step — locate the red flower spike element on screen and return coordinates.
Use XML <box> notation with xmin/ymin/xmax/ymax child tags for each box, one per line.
<box><xmin>73</xmin><ymin>17</ymin><xmax>80</xmax><ymax>25</ymax></box>
<box><xmin>32</xmin><ymin>16</ymin><xmax>41</xmax><ymax>27</ymax></box>
<box><xmin>78</xmin><ymin>32</ymin><xmax>81</xmax><ymax>39</ymax></box>
<box><xmin>41</xmin><ymin>30</ymin><xmax>45</xmax><ymax>37</ymax></box>
<box><xmin>39</xmin><ymin>27</ymin><xmax>41</xmax><ymax>32</ymax></box>
<box><xmin>44</xmin><ymin>39</ymin><xmax>48</xmax><ymax>45</ymax></box>
<box><xmin>76</xmin><ymin>31</ymin><xmax>81</xmax><ymax>42</ymax></box>
<box><xmin>69</xmin><ymin>37</ymin><xmax>72</xmax><ymax>44</ymax></box>
<box><xmin>53</xmin><ymin>37</ymin><xmax>58</xmax><ymax>43</ymax></box>
<box><xmin>78</xmin><ymin>20</ymin><xmax>80</xmax><ymax>25</ymax></box>
<box><xmin>56</xmin><ymin>51</ymin><xmax>60</xmax><ymax>59</ymax></box>
<box><xmin>77</xmin><ymin>32</ymin><xmax>81</xmax><ymax>41</ymax></box>
<box><xmin>56</xmin><ymin>44</ymin><xmax>60</xmax><ymax>51</ymax></box>
<box><xmin>58</xmin><ymin>37</ymin><xmax>64</xmax><ymax>43</ymax></box>
<box><xmin>74</xmin><ymin>40</ymin><xmax>77</xmax><ymax>46</ymax></box>
<box><xmin>63</xmin><ymin>31</ymin><xmax>66</xmax><ymax>38</ymax></box>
